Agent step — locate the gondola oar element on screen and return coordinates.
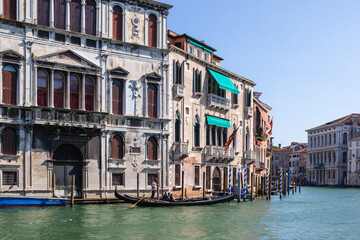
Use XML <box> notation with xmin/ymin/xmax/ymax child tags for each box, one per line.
<box><xmin>130</xmin><ymin>191</ymin><xmax>152</xmax><ymax>208</ymax></box>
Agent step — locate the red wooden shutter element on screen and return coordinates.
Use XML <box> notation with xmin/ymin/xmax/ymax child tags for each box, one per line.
<box><xmin>148</xmin><ymin>85</ymin><xmax>157</xmax><ymax>118</ymax></box>
<box><xmin>38</xmin><ymin>0</ymin><xmax>50</xmax><ymax>26</ymax></box>
<box><xmin>3</xmin><ymin>128</ymin><xmax>17</xmax><ymax>155</ymax></box>
<box><xmin>3</xmin><ymin>66</ymin><xmax>17</xmax><ymax>105</ymax></box>
<box><xmin>147</xmin><ymin>137</ymin><xmax>157</xmax><ymax>160</ymax></box>
<box><xmin>85</xmin><ymin>77</ymin><xmax>94</xmax><ymax>111</ymax></box>
<box><xmin>85</xmin><ymin>0</ymin><xmax>96</xmax><ymax>35</ymax></box>
<box><xmin>70</xmin><ymin>75</ymin><xmax>79</xmax><ymax>109</ymax></box>
<box><xmin>113</xmin><ymin>6</ymin><xmax>123</xmax><ymax>41</ymax></box>
<box><xmin>54</xmin><ymin>73</ymin><xmax>64</xmax><ymax>108</ymax></box>
<box><xmin>3</xmin><ymin>0</ymin><xmax>16</xmax><ymax>20</ymax></box>
<box><xmin>175</xmin><ymin>165</ymin><xmax>180</xmax><ymax>186</ymax></box>
<box><xmin>37</xmin><ymin>70</ymin><xmax>48</xmax><ymax>107</ymax></box>
<box><xmin>70</xmin><ymin>0</ymin><xmax>81</xmax><ymax>32</ymax></box>
<box><xmin>54</xmin><ymin>0</ymin><xmax>66</xmax><ymax>29</ymax></box>
<box><xmin>148</xmin><ymin>14</ymin><xmax>157</xmax><ymax>47</ymax></box>
<box><xmin>112</xmin><ymin>135</ymin><xmax>123</xmax><ymax>159</ymax></box>
<box><xmin>112</xmin><ymin>81</ymin><xmax>123</xmax><ymax>115</ymax></box>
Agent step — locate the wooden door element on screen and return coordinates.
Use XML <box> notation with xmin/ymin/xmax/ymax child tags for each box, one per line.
<box><xmin>85</xmin><ymin>0</ymin><xmax>96</xmax><ymax>35</ymax></box>
<box><xmin>70</xmin><ymin>0</ymin><xmax>81</xmax><ymax>32</ymax></box>
<box><xmin>54</xmin><ymin>0</ymin><xmax>66</xmax><ymax>29</ymax></box>
<box><xmin>3</xmin><ymin>0</ymin><xmax>17</xmax><ymax>20</ymax></box>
<box><xmin>147</xmin><ymin>84</ymin><xmax>157</xmax><ymax>118</ymax></box>
<box><xmin>38</xmin><ymin>0</ymin><xmax>50</xmax><ymax>26</ymax></box>
<box><xmin>113</xmin><ymin>6</ymin><xmax>123</xmax><ymax>41</ymax></box>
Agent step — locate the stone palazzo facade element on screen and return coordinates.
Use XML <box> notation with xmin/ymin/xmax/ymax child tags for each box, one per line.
<box><xmin>0</xmin><ymin>0</ymin><xmax>173</xmax><ymax>198</ymax></box>
<box><xmin>306</xmin><ymin>114</ymin><xmax>360</xmax><ymax>186</ymax></box>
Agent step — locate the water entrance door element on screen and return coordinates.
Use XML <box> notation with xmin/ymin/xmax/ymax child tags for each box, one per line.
<box><xmin>213</xmin><ymin>167</ymin><xmax>221</xmax><ymax>192</ymax></box>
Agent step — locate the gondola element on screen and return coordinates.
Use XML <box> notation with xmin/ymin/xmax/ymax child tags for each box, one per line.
<box><xmin>115</xmin><ymin>190</ymin><xmax>235</xmax><ymax>207</ymax></box>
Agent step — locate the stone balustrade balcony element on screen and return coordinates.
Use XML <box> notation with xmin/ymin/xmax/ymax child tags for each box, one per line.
<box><xmin>173</xmin><ymin>84</ymin><xmax>185</xmax><ymax>99</ymax></box>
<box><xmin>171</xmin><ymin>141</ymin><xmax>189</xmax><ymax>161</ymax></box>
<box><xmin>207</xmin><ymin>94</ymin><xmax>230</xmax><ymax>111</ymax></box>
<box><xmin>205</xmin><ymin>145</ymin><xmax>235</xmax><ymax>162</ymax></box>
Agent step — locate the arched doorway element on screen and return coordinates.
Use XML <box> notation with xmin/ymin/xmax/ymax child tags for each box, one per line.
<box><xmin>213</xmin><ymin>167</ymin><xmax>221</xmax><ymax>192</ymax></box>
<box><xmin>53</xmin><ymin>144</ymin><xmax>83</xmax><ymax>197</ymax></box>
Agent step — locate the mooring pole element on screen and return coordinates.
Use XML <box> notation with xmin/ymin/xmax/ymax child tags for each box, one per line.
<box><xmin>287</xmin><ymin>170</ymin><xmax>290</xmax><ymax>195</ymax></box>
<box><xmin>280</xmin><ymin>168</ymin><xmax>283</xmax><ymax>200</ymax></box>
<box><xmin>268</xmin><ymin>166</ymin><xmax>272</xmax><ymax>200</ymax></box>
<box><xmin>181</xmin><ymin>170</ymin><xmax>185</xmax><ymax>200</ymax></box>
<box><xmin>137</xmin><ymin>173</ymin><xmax>140</xmax><ymax>199</ymax></box>
<box><xmin>299</xmin><ymin>177</ymin><xmax>301</xmax><ymax>193</ymax></box>
<box><xmin>292</xmin><ymin>176</ymin><xmax>295</xmax><ymax>194</ymax></box>
<box><xmin>71</xmin><ymin>175</ymin><xmax>75</xmax><ymax>207</ymax></box>
<box><xmin>52</xmin><ymin>173</ymin><xmax>56</xmax><ymax>196</ymax></box>
<box><xmin>237</xmin><ymin>171</ymin><xmax>241</xmax><ymax>202</ymax></box>
<box><xmin>203</xmin><ymin>172</ymin><xmax>205</xmax><ymax>199</ymax></box>
<box><xmin>250</xmin><ymin>173</ymin><xmax>254</xmax><ymax>202</ymax></box>
<box><xmin>255</xmin><ymin>175</ymin><xmax>258</xmax><ymax>197</ymax></box>
<box><xmin>295</xmin><ymin>177</ymin><xmax>297</xmax><ymax>193</ymax></box>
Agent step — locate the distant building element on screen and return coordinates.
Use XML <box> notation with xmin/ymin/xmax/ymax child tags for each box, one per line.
<box><xmin>347</xmin><ymin>137</ymin><xmax>360</xmax><ymax>186</ymax></box>
<box><xmin>289</xmin><ymin>147</ymin><xmax>307</xmax><ymax>179</ymax></box>
<box><xmin>306</xmin><ymin>114</ymin><xmax>360</xmax><ymax>186</ymax></box>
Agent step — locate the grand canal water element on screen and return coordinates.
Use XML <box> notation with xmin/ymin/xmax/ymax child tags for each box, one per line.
<box><xmin>1</xmin><ymin>187</ymin><xmax>360</xmax><ymax>239</ymax></box>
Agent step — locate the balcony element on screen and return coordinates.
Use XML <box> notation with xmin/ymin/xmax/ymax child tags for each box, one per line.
<box><xmin>173</xmin><ymin>84</ymin><xmax>185</xmax><ymax>99</ymax></box>
<box><xmin>207</xmin><ymin>94</ymin><xmax>230</xmax><ymax>111</ymax></box>
<box><xmin>244</xmin><ymin>151</ymin><xmax>256</xmax><ymax>164</ymax></box>
<box><xmin>245</xmin><ymin>106</ymin><xmax>253</xmax><ymax>119</ymax></box>
<box><xmin>205</xmin><ymin>145</ymin><xmax>235</xmax><ymax>162</ymax></box>
<box><xmin>171</xmin><ymin>141</ymin><xmax>189</xmax><ymax>161</ymax></box>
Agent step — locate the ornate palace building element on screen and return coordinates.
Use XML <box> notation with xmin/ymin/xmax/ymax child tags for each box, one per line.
<box><xmin>306</xmin><ymin>114</ymin><xmax>360</xmax><ymax>186</ymax></box>
<box><xmin>0</xmin><ymin>0</ymin><xmax>173</xmax><ymax>198</ymax></box>
<box><xmin>167</xmin><ymin>30</ymin><xmax>256</xmax><ymax>196</ymax></box>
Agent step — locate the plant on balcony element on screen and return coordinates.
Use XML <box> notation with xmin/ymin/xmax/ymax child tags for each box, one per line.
<box><xmin>266</xmin><ymin>150</ymin><xmax>272</xmax><ymax>157</ymax></box>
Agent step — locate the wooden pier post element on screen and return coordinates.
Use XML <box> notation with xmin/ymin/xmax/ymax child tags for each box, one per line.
<box><xmin>255</xmin><ymin>175</ymin><xmax>258</xmax><ymax>197</ymax></box>
<box><xmin>287</xmin><ymin>171</ymin><xmax>290</xmax><ymax>195</ymax></box>
<box><xmin>237</xmin><ymin>172</ymin><xmax>241</xmax><ymax>202</ymax></box>
<box><xmin>295</xmin><ymin>177</ymin><xmax>297</xmax><ymax>193</ymax></box>
<box><xmin>223</xmin><ymin>170</ymin><xmax>227</xmax><ymax>196</ymax></box>
<box><xmin>292</xmin><ymin>176</ymin><xmax>295</xmax><ymax>194</ymax></box>
<box><xmin>269</xmin><ymin>170</ymin><xmax>272</xmax><ymax>200</ymax></box>
<box><xmin>52</xmin><ymin>173</ymin><xmax>56</xmax><ymax>196</ymax></box>
<box><xmin>299</xmin><ymin>178</ymin><xmax>301</xmax><ymax>193</ymax></box>
<box><xmin>250</xmin><ymin>173</ymin><xmax>254</xmax><ymax>202</ymax></box>
<box><xmin>157</xmin><ymin>182</ymin><xmax>159</xmax><ymax>200</ymax></box>
<box><xmin>71</xmin><ymin>175</ymin><xmax>75</xmax><ymax>207</ymax></box>
<box><xmin>137</xmin><ymin>173</ymin><xmax>139</xmax><ymax>199</ymax></box>
<box><xmin>203</xmin><ymin>172</ymin><xmax>205</xmax><ymax>199</ymax></box>
<box><xmin>181</xmin><ymin>170</ymin><xmax>185</xmax><ymax>200</ymax></box>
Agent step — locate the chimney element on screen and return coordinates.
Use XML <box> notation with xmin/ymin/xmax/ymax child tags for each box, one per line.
<box><xmin>353</xmin><ymin>114</ymin><xmax>359</xmax><ymax>138</ymax></box>
<box><xmin>278</xmin><ymin>144</ymin><xmax>282</xmax><ymax>149</ymax></box>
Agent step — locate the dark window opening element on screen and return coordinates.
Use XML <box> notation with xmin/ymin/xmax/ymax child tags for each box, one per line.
<box><xmin>3</xmin><ymin>0</ymin><xmax>17</xmax><ymax>21</ymax></box>
<box><xmin>112</xmin><ymin>173</ymin><xmax>124</xmax><ymax>186</ymax></box>
<box><xmin>71</xmin><ymin>36</ymin><xmax>81</xmax><ymax>45</ymax></box>
<box><xmin>2</xmin><ymin>172</ymin><xmax>17</xmax><ymax>185</ymax></box>
<box><xmin>55</xmin><ymin>33</ymin><xmax>66</xmax><ymax>42</ymax></box>
<box><xmin>147</xmin><ymin>137</ymin><xmax>158</xmax><ymax>160</ymax></box>
<box><xmin>195</xmin><ymin>166</ymin><xmax>200</xmax><ymax>186</ymax></box>
<box><xmin>148</xmin><ymin>14</ymin><xmax>157</xmax><ymax>47</ymax></box>
<box><xmin>175</xmin><ymin>165</ymin><xmax>181</xmax><ymax>186</ymax></box>
<box><xmin>148</xmin><ymin>173</ymin><xmax>158</xmax><ymax>186</ymax></box>
<box><xmin>175</xmin><ymin>42</ymin><xmax>182</xmax><ymax>48</ymax></box>
<box><xmin>2</xmin><ymin>127</ymin><xmax>17</xmax><ymax>155</ymax></box>
<box><xmin>38</xmin><ymin>30</ymin><xmax>50</xmax><ymax>39</ymax></box>
<box><xmin>86</xmin><ymin>39</ymin><xmax>96</xmax><ymax>48</ymax></box>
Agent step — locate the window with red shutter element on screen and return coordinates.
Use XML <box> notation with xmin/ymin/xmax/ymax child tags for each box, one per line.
<box><xmin>38</xmin><ymin>0</ymin><xmax>50</xmax><ymax>26</ymax></box>
<box><xmin>113</xmin><ymin>6</ymin><xmax>123</xmax><ymax>41</ymax></box>
<box><xmin>112</xmin><ymin>135</ymin><xmax>124</xmax><ymax>159</ymax></box>
<box><xmin>85</xmin><ymin>0</ymin><xmax>96</xmax><ymax>35</ymax></box>
<box><xmin>112</xmin><ymin>80</ymin><xmax>123</xmax><ymax>115</ymax></box>
<box><xmin>54</xmin><ymin>0</ymin><xmax>66</xmax><ymax>29</ymax></box>
<box><xmin>37</xmin><ymin>70</ymin><xmax>48</xmax><ymax>107</ymax></box>
<box><xmin>70</xmin><ymin>74</ymin><xmax>80</xmax><ymax>109</ymax></box>
<box><xmin>147</xmin><ymin>84</ymin><xmax>157</xmax><ymax>118</ymax></box>
<box><xmin>3</xmin><ymin>128</ymin><xmax>17</xmax><ymax>155</ymax></box>
<box><xmin>147</xmin><ymin>137</ymin><xmax>158</xmax><ymax>160</ymax></box>
<box><xmin>2</xmin><ymin>65</ymin><xmax>17</xmax><ymax>105</ymax></box>
<box><xmin>148</xmin><ymin>14</ymin><xmax>157</xmax><ymax>47</ymax></box>
<box><xmin>85</xmin><ymin>77</ymin><xmax>94</xmax><ymax>111</ymax></box>
<box><xmin>54</xmin><ymin>72</ymin><xmax>64</xmax><ymax>108</ymax></box>
<box><xmin>3</xmin><ymin>0</ymin><xmax>17</xmax><ymax>20</ymax></box>
<box><xmin>70</xmin><ymin>0</ymin><xmax>81</xmax><ymax>32</ymax></box>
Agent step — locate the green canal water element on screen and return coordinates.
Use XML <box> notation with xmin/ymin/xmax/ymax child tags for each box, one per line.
<box><xmin>1</xmin><ymin>187</ymin><xmax>360</xmax><ymax>240</ymax></box>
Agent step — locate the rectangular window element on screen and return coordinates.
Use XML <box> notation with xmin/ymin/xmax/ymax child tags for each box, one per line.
<box><xmin>38</xmin><ymin>30</ymin><xmax>50</xmax><ymax>39</ymax></box>
<box><xmin>55</xmin><ymin>33</ymin><xmax>65</xmax><ymax>42</ymax></box>
<box><xmin>204</xmin><ymin>53</ymin><xmax>208</xmax><ymax>61</ymax></box>
<box><xmin>195</xmin><ymin>166</ymin><xmax>200</xmax><ymax>186</ymax></box>
<box><xmin>197</xmin><ymin>50</ymin><xmax>201</xmax><ymax>58</ymax></box>
<box><xmin>175</xmin><ymin>42</ymin><xmax>182</xmax><ymax>49</ymax></box>
<box><xmin>189</xmin><ymin>46</ymin><xmax>193</xmax><ymax>54</ymax></box>
<box><xmin>112</xmin><ymin>173</ymin><xmax>124</xmax><ymax>186</ymax></box>
<box><xmin>206</xmin><ymin>166</ymin><xmax>211</xmax><ymax>189</ymax></box>
<box><xmin>175</xmin><ymin>165</ymin><xmax>181</xmax><ymax>186</ymax></box>
<box><xmin>2</xmin><ymin>172</ymin><xmax>17</xmax><ymax>185</ymax></box>
<box><xmin>148</xmin><ymin>173</ymin><xmax>158</xmax><ymax>186</ymax></box>
<box><xmin>233</xmin><ymin>168</ymin><xmax>237</xmax><ymax>187</ymax></box>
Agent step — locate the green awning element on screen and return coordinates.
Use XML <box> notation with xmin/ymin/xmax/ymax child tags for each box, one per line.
<box><xmin>208</xmin><ymin>69</ymin><xmax>239</xmax><ymax>94</ymax></box>
<box><xmin>206</xmin><ymin>115</ymin><xmax>231</xmax><ymax>128</ymax></box>
<box><xmin>189</xmin><ymin>40</ymin><xmax>213</xmax><ymax>53</ymax></box>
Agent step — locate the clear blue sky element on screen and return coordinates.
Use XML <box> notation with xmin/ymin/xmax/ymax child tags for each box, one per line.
<box><xmin>165</xmin><ymin>0</ymin><xmax>360</xmax><ymax>146</ymax></box>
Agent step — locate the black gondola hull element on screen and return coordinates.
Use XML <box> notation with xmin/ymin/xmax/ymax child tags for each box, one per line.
<box><xmin>115</xmin><ymin>190</ymin><xmax>235</xmax><ymax>207</ymax></box>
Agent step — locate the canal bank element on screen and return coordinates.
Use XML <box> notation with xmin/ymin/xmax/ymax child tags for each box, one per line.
<box><xmin>1</xmin><ymin>187</ymin><xmax>359</xmax><ymax>239</ymax></box>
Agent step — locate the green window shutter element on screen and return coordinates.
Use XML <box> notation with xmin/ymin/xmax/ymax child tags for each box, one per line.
<box><xmin>180</xmin><ymin>62</ymin><xmax>184</xmax><ymax>85</ymax></box>
<box><xmin>193</xmin><ymin>68</ymin><xmax>196</xmax><ymax>93</ymax></box>
<box><xmin>173</xmin><ymin>60</ymin><xmax>176</xmax><ymax>83</ymax></box>
<box><xmin>199</xmin><ymin>71</ymin><xmax>202</xmax><ymax>92</ymax></box>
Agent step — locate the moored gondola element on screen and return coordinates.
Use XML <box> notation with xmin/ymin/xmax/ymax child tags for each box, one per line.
<box><xmin>115</xmin><ymin>190</ymin><xmax>235</xmax><ymax>207</ymax></box>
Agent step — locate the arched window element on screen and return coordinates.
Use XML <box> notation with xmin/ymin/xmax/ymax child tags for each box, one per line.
<box><xmin>112</xmin><ymin>135</ymin><xmax>124</xmax><ymax>159</ymax></box>
<box><xmin>147</xmin><ymin>84</ymin><xmax>157</xmax><ymax>118</ymax></box>
<box><xmin>148</xmin><ymin>14</ymin><xmax>157</xmax><ymax>47</ymax></box>
<box><xmin>147</xmin><ymin>137</ymin><xmax>158</xmax><ymax>160</ymax></box>
<box><xmin>193</xmin><ymin>69</ymin><xmax>202</xmax><ymax>93</ymax></box>
<box><xmin>343</xmin><ymin>132</ymin><xmax>348</xmax><ymax>145</ymax></box>
<box><xmin>85</xmin><ymin>76</ymin><xmax>94</xmax><ymax>111</ymax></box>
<box><xmin>70</xmin><ymin>74</ymin><xmax>80</xmax><ymax>109</ymax></box>
<box><xmin>54</xmin><ymin>72</ymin><xmax>64</xmax><ymax>108</ymax></box>
<box><xmin>37</xmin><ymin>70</ymin><xmax>48</xmax><ymax>107</ymax></box>
<box><xmin>112</xmin><ymin>80</ymin><xmax>123</xmax><ymax>115</ymax></box>
<box><xmin>70</xmin><ymin>0</ymin><xmax>81</xmax><ymax>32</ymax></box>
<box><xmin>2</xmin><ymin>65</ymin><xmax>17</xmax><ymax>105</ymax></box>
<box><xmin>245</xmin><ymin>127</ymin><xmax>250</xmax><ymax>151</ymax></box>
<box><xmin>85</xmin><ymin>0</ymin><xmax>96</xmax><ymax>35</ymax></box>
<box><xmin>3</xmin><ymin>0</ymin><xmax>17</xmax><ymax>20</ymax></box>
<box><xmin>194</xmin><ymin>115</ymin><xmax>200</xmax><ymax>147</ymax></box>
<box><xmin>113</xmin><ymin>6</ymin><xmax>123</xmax><ymax>41</ymax></box>
<box><xmin>3</xmin><ymin>127</ymin><xmax>17</xmax><ymax>155</ymax></box>
<box><xmin>38</xmin><ymin>0</ymin><xmax>50</xmax><ymax>26</ymax></box>
<box><xmin>54</xmin><ymin>0</ymin><xmax>66</xmax><ymax>29</ymax></box>
<box><xmin>175</xmin><ymin>111</ymin><xmax>181</xmax><ymax>142</ymax></box>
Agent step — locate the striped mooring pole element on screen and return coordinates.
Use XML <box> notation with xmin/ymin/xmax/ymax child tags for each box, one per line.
<box><xmin>228</xmin><ymin>165</ymin><xmax>232</xmax><ymax>195</ymax></box>
<box><xmin>266</xmin><ymin>168</ymin><xmax>269</xmax><ymax>200</ymax></box>
<box><xmin>280</xmin><ymin>168</ymin><xmax>283</xmax><ymax>199</ymax></box>
<box><xmin>244</xmin><ymin>167</ymin><xmax>247</xmax><ymax>193</ymax></box>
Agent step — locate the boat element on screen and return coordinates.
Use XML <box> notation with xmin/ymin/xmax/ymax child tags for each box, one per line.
<box><xmin>0</xmin><ymin>196</ymin><xmax>68</xmax><ymax>208</ymax></box>
<box><xmin>115</xmin><ymin>190</ymin><xmax>235</xmax><ymax>207</ymax></box>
